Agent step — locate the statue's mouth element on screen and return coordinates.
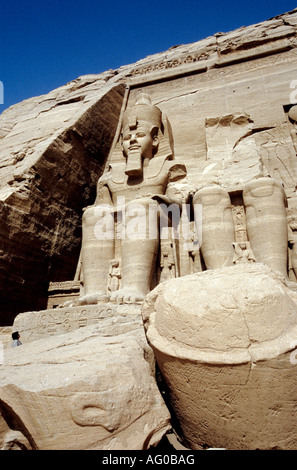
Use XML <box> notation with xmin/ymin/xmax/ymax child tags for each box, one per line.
<box><xmin>128</xmin><ymin>145</ymin><xmax>141</xmax><ymax>151</ymax></box>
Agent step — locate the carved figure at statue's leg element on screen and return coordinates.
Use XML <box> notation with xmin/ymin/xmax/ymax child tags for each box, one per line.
<box><xmin>193</xmin><ymin>185</ymin><xmax>235</xmax><ymax>270</ymax></box>
<box><xmin>243</xmin><ymin>177</ymin><xmax>288</xmax><ymax>277</ymax></box>
<box><xmin>80</xmin><ymin>205</ymin><xmax>114</xmax><ymax>304</ymax></box>
<box><xmin>110</xmin><ymin>199</ymin><xmax>159</xmax><ymax>304</ymax></box>
<box><xmin>107</xmin><ymin>259</ymin><xmax>121</xmax><ymax>293</ymax></box>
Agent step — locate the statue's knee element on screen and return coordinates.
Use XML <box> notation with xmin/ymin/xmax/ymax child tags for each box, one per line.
<box><xmin>83</xmin><ymin>204</ymin><xmax>114</xmax><ymax>233</ymax></box>
<box><xmin>82</xmin><ymin>206</ymin><xmax>95</xmax><ymax>226</ymax></box>
<box><xmin>243</xmin><ymin>178</ymin><xmax>286</xmax><ymax>204</ymax></box>
<box><xmin>125</xmin><ymin>198</ymin><xmax>158</xmax><ymax>219</ymax></box>
<box><xmin>193</xmin><ymin>185</ymin><xmax>230</xmax><ymax>207</ymax></box>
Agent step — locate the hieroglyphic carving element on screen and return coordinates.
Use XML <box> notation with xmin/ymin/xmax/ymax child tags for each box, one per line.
<box><xmin>130</xmin><ymin>46</ymin><xmax>297</xmax><ymax>82</ymax></box>
<box><xmin>47</xmin><ymin>280</ymin><xmax>81</xmax><ymax>309</ymax></box>
<box><xmin>130</xmin><ymin>51</ymin><xmax>211</xmax><ymax>77</ymax></box>
<box><xmin>205</xmin><ymin>113</ymin><xmax>254</xmax><ymax>163</ymax></box>
<box><xmin>255</xmin><ymin>124</ymin><xmax>297</xmax><ymax>196</ymax></box>
<box><xmin>231</xmin><ymin>198</ymin><xmax>248</xmax><ymax>243</ymax></box>
<box><xmin>48</xmin><ymin>281</ymin><xmax>81</xmax><ymax>292</ymax></box>
<box><xmin>13</xmin><ymin>305</ymin><xmax>115</xmax><ymax>342</ymax></box>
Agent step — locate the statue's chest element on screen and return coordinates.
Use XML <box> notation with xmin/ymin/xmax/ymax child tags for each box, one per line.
<box><xmin>107</xmin><ymin>158</ymin><xmax>169</xmax><ymax>196</ymax></box>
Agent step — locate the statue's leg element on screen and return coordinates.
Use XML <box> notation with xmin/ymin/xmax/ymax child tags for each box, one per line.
<box><xmin>243</xmin><ymin>177</ymin><xmax>288</xmax><ymax>277</ymax></box>
<box><xmin>110</xmin><ymin>198</ymin><xmax>159</xmax><ymax>303</ymax></box>
<box><xmin>193</xmin><ymin>185</ymin><xmax>235</xmax><ymax>270</ymax></box>
<box><xmin>81</xmin><ymin>205</ymin><xmax>114</xmax><ymax>302</ymax></box>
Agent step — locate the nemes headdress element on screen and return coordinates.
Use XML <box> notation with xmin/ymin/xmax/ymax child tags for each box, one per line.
<box><xmin>106</xmin><ymin>91</ymin><xmax>174</xmax><ymax>168</ymax></box>
<box><xmin>122</xmin><ymin>92</ymin><xmax>162</xmax><ymax>131</ymax></box>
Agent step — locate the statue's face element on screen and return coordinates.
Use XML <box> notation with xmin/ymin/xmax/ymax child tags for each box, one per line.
<box><xmin>122</xmin><ymin>122</ymin><xmax>158</xmax><ymax>160</ymax></box>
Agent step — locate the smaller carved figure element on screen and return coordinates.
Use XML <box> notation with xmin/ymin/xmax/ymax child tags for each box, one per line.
<box><xmin>288</xmin><ymin>105</ymin><xmax>297</xmax><ymax>154</ymax></box>
<box><xmin>187</xmin><ymin>229</ymin><xmax>202</xmax><ymax>274</ymax></box>
<box><xmin>232</xmin><ymin>242</ymin><xmax>256</xmax><ymax>265</ymax></box>
<box><xmin>160</xmin><ymin>241</ymin><xmax>176</xmax><ymax>282</ymax></box>
<box><xmin>107</xmin><ymin>260</ymin><xmax>121</xmax><ymax>293</ymax></box>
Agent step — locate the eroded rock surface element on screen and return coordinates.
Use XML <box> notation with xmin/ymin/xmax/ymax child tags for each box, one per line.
<box><xmin>0</xmin><ymin>305</ymin><xmax>171</xmax><ymax>450</ymax></box>
<box><xmin>0</xmin><ymin>81</ymin><xmax>126</xmax><ymax>322</ymax></box>
<box><xmin>142</xmin><ymin>263</ymin><xmax>297</xmax><ymax>450</ymax></box>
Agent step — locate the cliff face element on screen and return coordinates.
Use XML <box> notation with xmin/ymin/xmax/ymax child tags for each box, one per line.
<box><xmin>0</xmin><ymin>78</ymin><xmax>127</xmax><ymax>322</ymax></box>
<box><xmin>1</xmin><ymin>9</ymin><xmax>297</xmax><ymax>323</ymax></box>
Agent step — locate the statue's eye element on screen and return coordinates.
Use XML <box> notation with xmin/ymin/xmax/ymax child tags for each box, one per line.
<box><xmin>136</xmin><ymin>132</ymin><xmax>146</xmax><ymax>137</ymax></box>
<box><xmin>123</xmin><ymin>134</ymin><xmax>131</xmax><ymax>140</ymax></box>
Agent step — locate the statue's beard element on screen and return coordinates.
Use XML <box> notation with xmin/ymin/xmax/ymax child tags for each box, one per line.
<box><xmin>125</xmin><ymin>149</ymin><xmax>143</xmax><ymax>177</ymax></box>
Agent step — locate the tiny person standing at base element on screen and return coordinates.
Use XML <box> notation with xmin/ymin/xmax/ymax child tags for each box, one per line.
<box><xmin>11</xmin><ymin>331</ymin><xmax>22</xmax><ymax>347</ymax></box>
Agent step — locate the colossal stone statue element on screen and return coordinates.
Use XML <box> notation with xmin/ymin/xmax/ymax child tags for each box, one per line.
<box><xmin>193</xmin><ymin>177</ymin><xmax>288</xmax><ymax>277</ymax></box>
<box><xmin>80</xmin><ymin>92</ymin><xmax>186</xmax><ymax>304</ymax></box>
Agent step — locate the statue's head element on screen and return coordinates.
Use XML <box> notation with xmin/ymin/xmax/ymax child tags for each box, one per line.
<box><xmin>121</xmin><ymin>92</ymin><xmax>162</xmax><ymax>177</ymax></box>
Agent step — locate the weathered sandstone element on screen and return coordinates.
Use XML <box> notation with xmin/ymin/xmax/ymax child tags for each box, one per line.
<box><xmin>142</xmin><ymin>263</ymin><xmax>297</xmax><ymax>450</ymax></box>
<box><xmin>0</xmin><ymin>305</ymin><xmax>171</xmax><ymax>450</ymax></box>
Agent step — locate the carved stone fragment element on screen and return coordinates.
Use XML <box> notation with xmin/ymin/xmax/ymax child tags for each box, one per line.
<box><xmin>142</xmin><ymin>263</ymin><xmax>297</xmax><ymax>450</ymax></box>
<box><xmin>1</xmin><ymin>306</ymin><xmax>171</xmax><ymax>450</ymax></box>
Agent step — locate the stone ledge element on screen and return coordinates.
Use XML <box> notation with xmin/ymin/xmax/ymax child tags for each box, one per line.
<box><xmin>13</xmin><ymin>303</ymin><xmax>144</xmax><ymax>343</ymax></box>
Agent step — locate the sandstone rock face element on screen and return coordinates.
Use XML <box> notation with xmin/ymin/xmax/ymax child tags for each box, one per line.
<box><xmin>0</xmin><ymin>305</ymin><xmax>171</xmax><ymax>450</ymax></box>
<box><xmin>142</xmin><ymin>264</ymin><xmax>297</xmax><ymax>450</ymax></box>
<box><xmin>0</xmin><ymin>80</ymin><xmax>126</xmax><ymax>323</ymax></box>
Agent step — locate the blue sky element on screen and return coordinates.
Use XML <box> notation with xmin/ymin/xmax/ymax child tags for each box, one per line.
<box><xmin>1</xmin><ymin>0</ymin><xmax>296</xmax><ymax>112</ymax></box>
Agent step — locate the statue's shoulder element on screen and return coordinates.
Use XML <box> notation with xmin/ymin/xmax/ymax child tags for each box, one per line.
<box><xmin>147</xmin><ymin>156</ymin><xmax>187</xmax><ymax>182</ymax></box>
<box><xmin>147</xmin><ymin>155</ymin><xmax>171</xmax><ymax>179</ymax></box>
<box><xmin>167</xmin><ymin>160</ymin><xmax>187</xmax><ymax>183</ymax></box>
<box><xmin>100</xmin><ymin>162</ymin><xmax>126</xmax><ymax>185</ymax></box>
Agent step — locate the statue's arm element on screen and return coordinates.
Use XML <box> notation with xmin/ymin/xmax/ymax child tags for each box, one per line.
<box><xmin>94</xmin><ymin>174</ymin><xmax>113</xmax><ymax>206</ymax></box>
<box><xmin>152</xmin><ymin>162</ymin><xmax>187</xmax><ymax>206</ymax></box>
<box><xmin>166</xmin><ymin>163</ymin><xmax>188</xmax><ymax>206</ymax></box>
